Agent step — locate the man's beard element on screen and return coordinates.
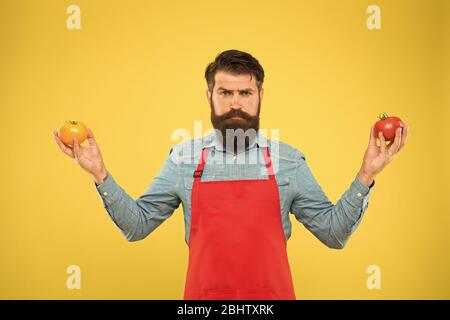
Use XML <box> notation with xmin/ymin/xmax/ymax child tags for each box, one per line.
<box><xmin>209</xmin><ymin>97</ymin><xmax>260</xmax><ymax>154</ymax></box>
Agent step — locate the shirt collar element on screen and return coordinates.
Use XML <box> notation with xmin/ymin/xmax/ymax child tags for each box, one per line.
<box><xmin>202</xmin><ymin>129</ymin><xmax>268</xmax><ymax>153</ymax></box>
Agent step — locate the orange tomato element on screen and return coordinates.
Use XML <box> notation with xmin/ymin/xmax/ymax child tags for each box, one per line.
<box><xmin>57</xmin><ymin>121</ymin><xmax>88</xmax><ymax>147</ymax></box>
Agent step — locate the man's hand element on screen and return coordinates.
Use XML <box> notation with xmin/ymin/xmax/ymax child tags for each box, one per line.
<box><xmin>358</xmin><ymin>124</ymin><xmax>409</xmax><ymax>187</ymax></box>
<box><xmin>53</xmin><ymin>128</ymin><xmax>108</xmax><ymax>184</ymax></box>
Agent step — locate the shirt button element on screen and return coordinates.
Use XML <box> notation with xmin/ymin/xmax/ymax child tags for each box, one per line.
<box><xmin>357</xmin><ymin>192</ymin><xmax>362</xmax><ymax>197</ymax></box>
<box><xmin>103</xmin><ymin>192</ymin><xmax>108</xmax><ymax>196</ymax></box>
<box><xmin>233</xmin><ymin>155</ymin><xmax>236</xmax><ymax>160</ymax></box>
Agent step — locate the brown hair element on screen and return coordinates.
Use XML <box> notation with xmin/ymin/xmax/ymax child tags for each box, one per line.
<box><xmin>204</xmin><ymin>50</ymin><xmax>265</xmax><ymax>92</ymax></box>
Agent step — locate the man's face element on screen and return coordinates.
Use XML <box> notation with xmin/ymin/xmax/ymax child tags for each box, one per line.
<box><xmin>207</xmin><ymin>71</ymin><xmax>264</xmax><ymax>151</ymax></box>
<box><xmin>207</xmin><ymin>71</ymin><xmax>263</xmax><ymax>117</ymax></box>
<box><xmin>207</xmin><ymin>71</ymin><xmax>264</xmax><ymax>137</ymax></box>
<box><xmin>206</xmin><ymin>71</ymin><xmax>264</xmax><ymax>152</ymax></box>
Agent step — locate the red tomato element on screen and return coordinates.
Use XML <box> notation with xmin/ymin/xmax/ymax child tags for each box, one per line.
<box><xmin>57</xmin><ymin>120</ymin><xmax>88</xmax><ymax>147</ymax></box>
<box><xmin>374</xmin><ymin>113</ymin><xmax>404</xmax><ymax>142</ymax></box>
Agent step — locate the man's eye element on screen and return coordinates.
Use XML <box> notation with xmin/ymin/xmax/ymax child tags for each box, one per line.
<box><xmin>221</xmin><ymin>91</ymin><xmax>231</xmax><ymax>95</ymax></box>
<box><xmin>241</xmin><ymin>92</ymin><xmax>251</xmax><ymax>96</ymax></box>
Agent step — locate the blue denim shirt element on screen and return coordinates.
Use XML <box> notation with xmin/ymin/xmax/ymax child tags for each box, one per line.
<box><xmin>95</xmin><ymin>130</ymin><xmax>375</xmax><ymax>249</ymax></box>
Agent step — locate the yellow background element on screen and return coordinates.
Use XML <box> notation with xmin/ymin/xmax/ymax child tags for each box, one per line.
<box><xmin>1</xmin><ymin>0</ymin><xmax>448</xmax><ymax>299</ymax></box>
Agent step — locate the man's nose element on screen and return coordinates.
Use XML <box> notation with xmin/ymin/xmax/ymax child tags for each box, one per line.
<box><xmin>230</xmin><ymin>93</ymin><xmax>242</xmax><ymax>109</ymax></box>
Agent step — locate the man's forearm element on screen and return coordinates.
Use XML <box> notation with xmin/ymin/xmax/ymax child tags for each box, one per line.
<box><xmin>357</xmin><ymin>170</ymin><xmax>375</xmax><ymax>188</ymax></box>
<box><xmin>93</xmin><ymin>168</ymin><xmax>108</xmax><ymax>185</ymax></box>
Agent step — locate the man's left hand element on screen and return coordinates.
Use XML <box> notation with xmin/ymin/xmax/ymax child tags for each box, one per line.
<box><xmin>358</xmin><ymin>124</ymin><xmax>410</xmax><ymax>187</ymax></box>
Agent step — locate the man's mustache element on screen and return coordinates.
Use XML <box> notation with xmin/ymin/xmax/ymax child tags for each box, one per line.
<box><xmin>218</xmin><ymin>109</ymin><xmax>253</xmax><ymax>121</ymax></box>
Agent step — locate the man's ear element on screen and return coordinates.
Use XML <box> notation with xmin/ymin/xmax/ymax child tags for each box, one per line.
<box><xmin>206</xmin><ymin>89</ymin><xmax>211</xmax><ymax>103</ymax></box>
<box><xmin>259</xmin><ymin>88</ymin><xmax>264</xmax><ymax>102</ymax></box>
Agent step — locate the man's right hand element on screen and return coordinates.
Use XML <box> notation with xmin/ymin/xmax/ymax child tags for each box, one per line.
<box><xmin>53</xmin><ymin>127</ymin><xmax>108</xmax><ymax>184</ymax></box>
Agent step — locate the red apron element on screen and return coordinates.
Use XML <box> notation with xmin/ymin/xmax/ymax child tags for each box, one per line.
<box><xmin>183</xmin><ymin>146</ymin><xmax>296</xmax><ymax>300</ymax></box>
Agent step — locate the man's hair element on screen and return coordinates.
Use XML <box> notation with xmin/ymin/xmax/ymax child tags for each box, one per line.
<box><xmin>204</xmin><ymin>50</ymin><xmax>265</xmax><ymax>92</ymax></box>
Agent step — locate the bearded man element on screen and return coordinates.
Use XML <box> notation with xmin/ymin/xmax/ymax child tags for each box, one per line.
<box><xmin>54</xmin><ymin>49</ymin><xmax>409</xmax><ymax>300</ymax></box>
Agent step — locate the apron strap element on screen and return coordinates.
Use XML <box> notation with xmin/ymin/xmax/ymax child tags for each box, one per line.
<box><xmin>193</xmin><ymin>148</ymin><xmax>209</xmax><ymax>178</ymax></box>
<box><xmin>262</xmin><ymin>147</ymin><xmax>275</xmax><ymax>176</ymax></box>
